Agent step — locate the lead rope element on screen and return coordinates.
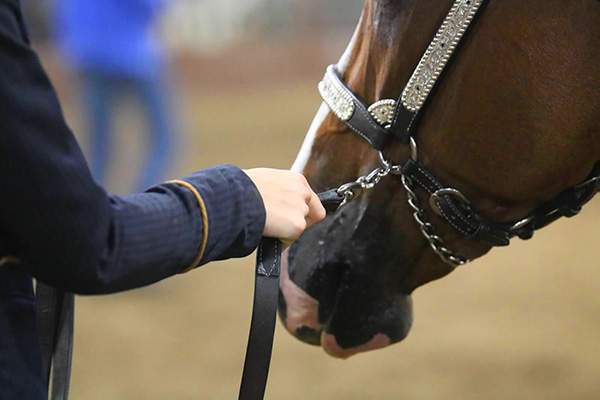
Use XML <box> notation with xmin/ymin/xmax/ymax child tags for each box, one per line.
<box><xmin>238</xmin><ymin>238</ymin><xmax>281</xmax><ymax>400</ymax></box>
<box><xmin>238</xmin><ymin>192</ymin><xmax>343</xmax><ymax>400</ymax></box>
<box><xmin>36</xmin><ymin>282</ymin><xmax>74</xmax><ymax>400</ymax></box>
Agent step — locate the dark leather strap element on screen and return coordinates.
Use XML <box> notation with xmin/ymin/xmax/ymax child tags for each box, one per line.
<box><xmin>401</xmin><ymin>158</ymin><xmax>600</xmax><ymax>246</ymax></box>
<box><xmin>238</xmin><ymin>191</ymin><xmax>341</xmax><ymax>400</ymax></box>
<box><xmin>36</xmin><ymin>282</ymin><xmax>74</xmax><ymax>400</ymax></box>
<box><xmin>388</xmin><ymin>105</ymin><xmax>417</xmax><ymax>144</ymax></box>
<box><xmin>327</xmin><ymin>66</ymin><xmax>391</xmax><ymax>151</ymax></box>
<box><xmin>239</xmin><ymin>238</ymin><xmax>281</xmax><ymax>400</ymax></box>
<box><xmin>522</xmin><ymin>162</ymin><xmax>600</xmax><ymax>235</ymax></box>
<box><xmin>317</xmin><ymin>188</ymin><xmax>346</xmax><ymax>214</ymax></box>
<box><xmin>36</xmin><ymin>282</ymin><xmax>60</xmax><ymax>383</ymax></box>
<box><xmin>51</xmin><ymin>292</ymin><xmax>74</xmax><ymax>400</ymax></box>
<box><xmin>401</xmin><ymin>159</ymin><xmax>511</xmax><ymax>246</ymax></box>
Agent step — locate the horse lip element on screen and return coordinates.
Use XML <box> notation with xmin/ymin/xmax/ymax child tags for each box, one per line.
<box><xmin>280</xmin><ymin>251</ymin><xmax>351</xmax><ymax>343</ymax></box>
<box><xmin>321</xmin><ymin>332</ymin><xmax>393</xmax><ymax>359</ymax></box>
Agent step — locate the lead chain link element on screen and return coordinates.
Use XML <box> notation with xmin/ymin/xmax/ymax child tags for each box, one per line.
<box><xmin>337</xmin><ymin>163</ymin><xmax>392</xmax><ymax>206</ymax></box>
<box><xmin>335</xmin><ymin>151</ymin><xmax>470</xmax><ymax>267</ymax></box>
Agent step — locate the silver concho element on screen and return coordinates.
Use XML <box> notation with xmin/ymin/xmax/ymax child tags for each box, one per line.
<box><xmin>318</xmin><ymin>68</ymin><xmax>355</xmax><ymax>122</ymax></box>
<box><xmin>367</xmin><ymin>99</ymin><xmax>397</xmax><ymax>127</ymax></box>
<box><xmin>401</xmin><ymin>0</ymin><xmax>483</xmax><ymax>112</ymax></box>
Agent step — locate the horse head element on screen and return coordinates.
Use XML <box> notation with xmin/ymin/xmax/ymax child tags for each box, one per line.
<box><xmin>279</xmin><ymin>0</ymin><xmax>600</xmax><ymax>358</ymax></box>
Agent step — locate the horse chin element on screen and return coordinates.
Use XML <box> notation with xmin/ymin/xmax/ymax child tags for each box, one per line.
<box><xmin>278</xmin><ymin>212</ymin><xmax>414</xmax><ymax>358</ymax></box>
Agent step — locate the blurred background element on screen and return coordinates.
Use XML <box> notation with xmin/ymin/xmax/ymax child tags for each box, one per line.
<box><xmin>22</xmin><ymin>1</ymin><xmax>600</xmax><ymax>399</ymax></box>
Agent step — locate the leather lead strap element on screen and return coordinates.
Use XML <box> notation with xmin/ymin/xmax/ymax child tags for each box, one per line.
<box><xmin>36</xmin><ymin>282</ymin><xmax>74</xmax><ymax>400</ymax></box>
<box><xmin>239</xmin><ymin>192</ymin><xmax>342</xmax><ymax>400</ymax></box>
<box><xmin>51</xmin><ymin>292</ymin><xmax>74</xmax><ymax>400</ymax></box>
<box><xmin>239</xmin><ymin>238</ymin><xmax>281</xmax><ymax>400</ymax></box>
<box><xmin>36</xmin><ymin>282</ymin><xmax>60</xmax><ymax>383</ymax></box>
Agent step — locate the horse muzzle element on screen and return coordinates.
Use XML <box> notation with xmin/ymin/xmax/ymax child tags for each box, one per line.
<box><xmin>278</xmin><ymin>206</ymin><xmax>414</xmax><ymax>358</ymax></box>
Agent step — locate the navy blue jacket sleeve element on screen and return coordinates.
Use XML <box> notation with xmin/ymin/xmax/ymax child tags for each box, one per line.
<box><xmin>0</xmin><ymin>0</ymin><xmax>266</xmax><ymax>294</ymax></box>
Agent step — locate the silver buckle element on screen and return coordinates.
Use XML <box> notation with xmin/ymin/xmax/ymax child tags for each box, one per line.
<box><xmin>429</xmin><ymin>188</ymin><xmax>470</xmax><ymax>216</ymax></box>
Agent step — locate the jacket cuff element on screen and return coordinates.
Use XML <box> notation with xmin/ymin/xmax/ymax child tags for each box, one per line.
<box><xmin>181</xmin><ymin>164</ymin><xmax>266</xmax><ymax>266</ymax></box>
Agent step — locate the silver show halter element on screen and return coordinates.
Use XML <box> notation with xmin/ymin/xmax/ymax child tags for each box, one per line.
<box><xmin>319</xmin><ymin>0</ymin><xmax>485</xmax><ymax>266</ymax></box>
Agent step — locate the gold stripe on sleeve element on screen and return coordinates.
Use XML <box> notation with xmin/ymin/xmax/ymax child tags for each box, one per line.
<box><xmin>168</xmin><ymin>180</ymin><xmax>209</xmax><ymax>273</ymax></box>
<box><xmin>0</xmin><ymin>256</ymin><xmax>22</xmax><ymax>267</ymax></box>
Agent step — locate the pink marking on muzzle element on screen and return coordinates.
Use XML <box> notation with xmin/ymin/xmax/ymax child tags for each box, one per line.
<box><xmin>321</xmin><ymin>333</ymin><xmax>391</xmax><ymax>359</ymax></box>
<box><xmin>279</xmin><ymin>250</ymin><xmax>322</xmax><ymax>333</ymax></box>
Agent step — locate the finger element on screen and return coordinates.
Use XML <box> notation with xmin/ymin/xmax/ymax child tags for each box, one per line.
<box><xmin>305</xmin><ymin>190</ymin><xmax>326</xmax><ymax>228</ymax></box>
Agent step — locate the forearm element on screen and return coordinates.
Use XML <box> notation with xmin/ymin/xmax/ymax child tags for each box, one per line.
<box><xmin>7</xmin><ymin>165</ymin><xmax>265</xmax><ymax>295</ymax></box>
<box><xmin>84</xmin><ymin>165</ymin><xmax>265</xmax><ymax>294</ymax></box>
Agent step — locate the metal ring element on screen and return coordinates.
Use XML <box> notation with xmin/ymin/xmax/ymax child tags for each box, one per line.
<box><xmin>378</xmin><ymin>151</ymin><xmax>404</xmax><ymax>176</ymax></box>
<box><xmin>574</xmin><ymin>176</ymin><xmax>600</xmax><ymax>191</ymax></box>
<box><xmin>377</xmin><ymin>151</ymin><xmax>391</xmax><ymax>169</ymax></box>
<box><xmin>409</xmin><ymin>136</ymin><xmax>418</xmax><ymax>161</ymax></box>
<box><xmin>429</xmin><ymin>188</ymin><xmax>471</xmax><ymax>216</ymax></box>
<box><xmin>511</xmin><ymin>215</ymin><xmax>534</xmax><ymax>231</ymax></box>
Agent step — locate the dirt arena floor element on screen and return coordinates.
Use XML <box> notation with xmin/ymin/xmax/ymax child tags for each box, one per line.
<box><xmin>40</xmin><ymin>41</ymin><xmax>600</xmax><ymax>400</ymax></box>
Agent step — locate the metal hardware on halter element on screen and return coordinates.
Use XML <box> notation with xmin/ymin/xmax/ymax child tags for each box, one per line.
<box><xmin>401</xmin><ymin>0</ymin><xmax>484</xmax><ymax>112</ymax></box>
<box><xmin>510</xmin><ymin>216</ymin><xmax>535</xmax><ymax>231</ymax></box>
<box><xmin>336</xmin><ymin>162</ymin><xmax>392</xmax><ymax>208</ymax></box>
<box><xmin>401</xmin><ymin>174</ymin><xmax>469</xmax><ymax>267</ymax></box>
<box><xmin>337</xmin><ymin>181</ymin><xmax>365</xmax><ymax>207</ymax></box>
<box><xmin>318</xmin><ymin>68</ymin><xmax>355</xmax><ymax>122</ymax></box>
<box><xmin>368</xmin><ymin>99</ymin><xmax>397</xmax><ymax>126</ymax></box>
<box><xmin>574</xmin><ymin>176</ymin><xmax>600</xmax><ymax>191</ymax></box>
<box><xmin>429</xmin><ymin>188</ymin><xmax>470</xmax><ymax>217</ymax></box>
<box><xmin>378</xmin><ymin>137</ymin><xmax>417</xmax><ymax>174</ymax></box>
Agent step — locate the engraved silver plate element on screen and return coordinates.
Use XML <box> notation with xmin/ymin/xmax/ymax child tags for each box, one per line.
<box><xmin>367</xmin><ymin>99</ymin><xmax>397</xmax><ymax>126</ymax></box>
<box><xmin>318</xmin><ymin>66</ymin><xmax>355</xmax><ymax>122</ymax></box>
<box><xmin>401</xmin><ymin>0</ymin><xmax>483</xmax><ymax>112</ymax></box>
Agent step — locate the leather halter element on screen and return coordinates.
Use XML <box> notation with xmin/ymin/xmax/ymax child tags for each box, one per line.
<box><xmin>319</xmin><ymin>0</ymin><xmax>600</xmax><ymax>264</ymax></box>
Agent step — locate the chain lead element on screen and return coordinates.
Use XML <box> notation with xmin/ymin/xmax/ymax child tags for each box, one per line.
<box><xmin>401</xmin><ymin>175</ymin><xmax>469</xmax><ymax>267</ymax></box>
<box><xmin>337</xmin><ymin>162</ymin><xmax>392</xmax><ymax>207</ymax></box>
<box><xmin>335</xmin><ymin>143</ymin><xmax>470</xmax><ymax>267</ymax></box>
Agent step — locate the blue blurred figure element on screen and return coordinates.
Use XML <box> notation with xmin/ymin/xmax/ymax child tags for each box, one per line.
<box><xmin>54</xmin><ymin>0</ymin><xmax>175</xmax><ymax>191</ymax></box>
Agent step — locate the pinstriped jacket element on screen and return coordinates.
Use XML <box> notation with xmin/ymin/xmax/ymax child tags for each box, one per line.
<box><xmin>0</xmin><ymin>1</ymin><xmax>266</xmax><ymax>398</ymax></box>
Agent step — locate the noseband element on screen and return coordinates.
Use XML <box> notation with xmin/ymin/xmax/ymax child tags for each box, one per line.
<box><xmin>319</xmin><ymin>0</ymin><xmax>600</xmax><ymax>266</ymax></box>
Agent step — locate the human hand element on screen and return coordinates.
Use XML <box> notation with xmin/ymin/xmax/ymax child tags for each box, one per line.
<box><xmin>244</xmin><ymin>168</ymin><xmax>326</xmax><ymax>246</ymax></box>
